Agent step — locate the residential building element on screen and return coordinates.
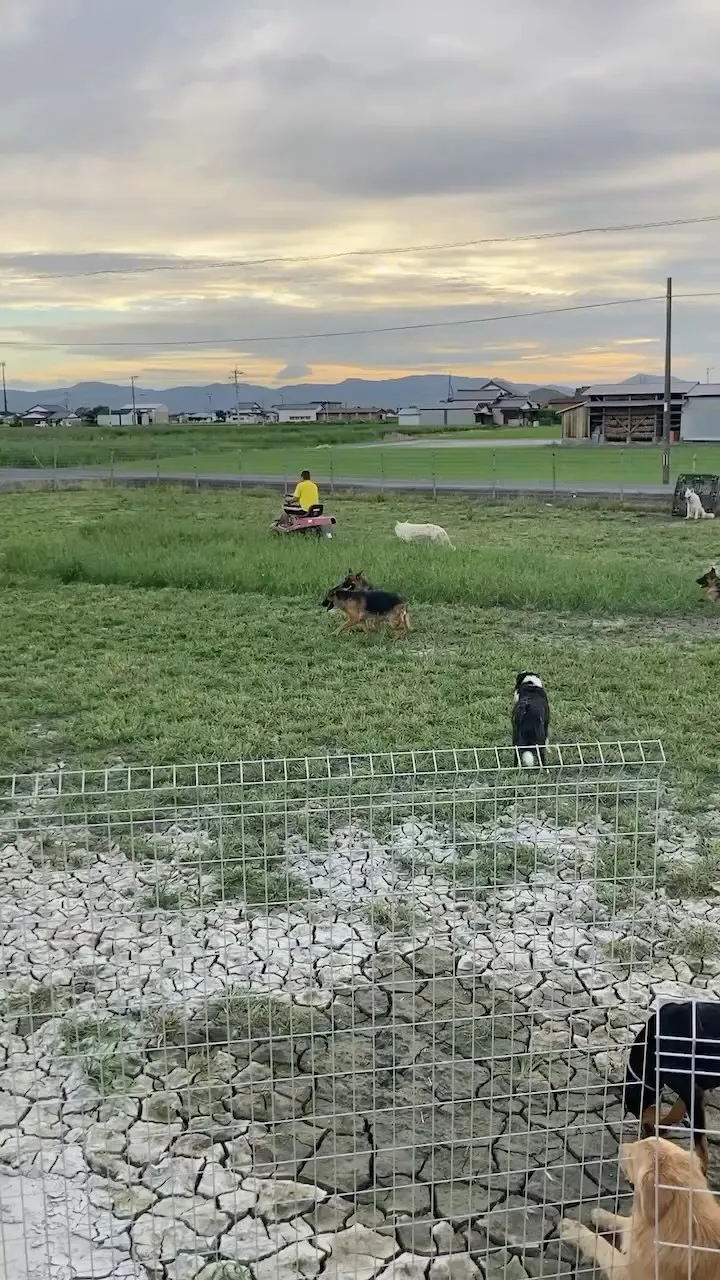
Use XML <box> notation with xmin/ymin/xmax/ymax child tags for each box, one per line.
<box><xmin>226</xmin><ymin>402</ymin><xmax>272</xmax><ymax>424</ymax></box>
<box><xmin>398</xmin><ymin>379</ymin><xmax>540</xmax><ymax>429</ymax></box>
<box><xmin>20</xmin><ymin>404</ymin><xmax>67</xmax><ymax>426</ymax></box>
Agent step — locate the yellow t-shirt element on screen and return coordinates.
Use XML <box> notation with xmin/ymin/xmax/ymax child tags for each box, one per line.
<box><xmin>293</xmin><ymin>479</ymin><xmax>320</xmax><ymax>511</ymax></box>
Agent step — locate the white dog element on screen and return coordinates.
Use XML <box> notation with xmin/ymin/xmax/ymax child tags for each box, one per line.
<box><xmin>394</xmin><ymin>521</ymin><xmax>456</xmax><ymax>550</ymax></box>
<box><xmin>685</xmin><ymin>486</ymin><xmax>715</xmax><ymax>520</ymax></box>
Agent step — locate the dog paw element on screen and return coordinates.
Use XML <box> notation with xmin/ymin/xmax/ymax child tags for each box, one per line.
<box><xmin>559</xmin><ymin>1218</ymin><xmax>584</xmax><ymax>1245</ymax></box>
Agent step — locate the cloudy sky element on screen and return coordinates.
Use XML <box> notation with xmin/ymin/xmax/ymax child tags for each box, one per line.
<box><xmin>2</xmin><ymin>0</ymin><xmax>720</xmax><ymax>390</ymax></box>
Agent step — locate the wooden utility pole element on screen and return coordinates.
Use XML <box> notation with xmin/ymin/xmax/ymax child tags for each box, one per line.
<box><xmin>1</xmin><ymin>362</ymin><xmax>7</xmax><ymax>415</ymax></box>
<box><xmin>662</xmin><ymin>276</ymin><xmax>672</xmax><ymax>485</ymax></box>
<box><xmin>130</xmin><ymin>375</ymin><xmax>138</xmax><ymax>423</ymax></box>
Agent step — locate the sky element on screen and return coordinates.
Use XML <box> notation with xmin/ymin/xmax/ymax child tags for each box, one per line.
<box><xmin>2</xmin><ymin>0</ymin><xmax>720</xmax><ymax>391</ymax></box>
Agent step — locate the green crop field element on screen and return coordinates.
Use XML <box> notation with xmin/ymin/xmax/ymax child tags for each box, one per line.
<box><xmin>1</xmin><ymin>486</ymin><xmax>718</xmax><ymax>811</ymax></box>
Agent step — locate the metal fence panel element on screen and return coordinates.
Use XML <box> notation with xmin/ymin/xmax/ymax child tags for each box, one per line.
<box><xmin>3</xmin><ymin>740</ymin><xmax>718</xmax><ymax>1279</ymax></box>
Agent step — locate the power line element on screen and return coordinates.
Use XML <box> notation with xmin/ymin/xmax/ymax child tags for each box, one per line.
<box><xmin>2</xmin><ymin>289</ymin><xmax>720</xmax><ymax>351</ymax></box>
<box><xmin>3</xmin><ymin>214</ymin><xmax>720</xmax><ymax>282</ymax></box>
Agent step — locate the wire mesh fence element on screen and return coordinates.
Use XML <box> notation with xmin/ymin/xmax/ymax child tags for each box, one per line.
<box><xmin>2</xmin><ymin>740</ymin><xmax>720</xmax><ymax>1278</ymax></box>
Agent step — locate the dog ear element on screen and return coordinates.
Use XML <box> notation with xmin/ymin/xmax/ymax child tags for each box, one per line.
<box><xmin>636</xmin><ymin>1146</ymin><xmax>677</xmax><ymax>1222</ymax></box>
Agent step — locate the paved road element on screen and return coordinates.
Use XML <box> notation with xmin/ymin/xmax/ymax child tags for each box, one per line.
<box><xmin>356</xmin><ymin>436</ymin><xmax>558</xmax><ymax>449</ymax></box>
<box><xmin>0</xmin><ymin>465</ymin><xmax>672</xmax><ymax>501</ymax></box>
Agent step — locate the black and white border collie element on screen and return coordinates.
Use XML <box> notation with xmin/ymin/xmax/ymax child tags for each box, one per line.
<box><xmin>512</xmin><ymin>672</ymin><xmax>550</xmax><ymax>768</ymax></box>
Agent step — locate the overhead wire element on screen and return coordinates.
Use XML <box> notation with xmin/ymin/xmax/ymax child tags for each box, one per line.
<box><xmin>2</xmin><ymin>289</ymin><xmax>720</xmax><ymax>350</ymax></box>
<box><xmin>2</xmin><ymin>214</ymin><xmax>719</xmax><ymax>281</ymax></box>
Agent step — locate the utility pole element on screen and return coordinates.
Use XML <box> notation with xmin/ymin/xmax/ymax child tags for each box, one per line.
<box><xmin>130</xmin><ymin>375</ymin><xmax>138</xmax><ymax>423</ymax></box>
<box><xmin>1</xmin><ymin>362</ymin><xmax>7</xmax><ymax>415</ymax></box>
<box><xmin>661</xmin><ymin>276</ymin><xmax>672</xmax><ymax>485</ymax></box>
<box><xmin>707</xmin><ymin>367</ymin><xmax>714</xmax><ymax>384</ymax></box>
<box><xmin>230</xmin><ymin>367</ymin><xmax>243</xmax><ymax>419</ymax></box>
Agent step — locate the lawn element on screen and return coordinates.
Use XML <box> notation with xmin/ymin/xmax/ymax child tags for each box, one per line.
<box><xmin>1</xmin><ymin>487</ymin><xmax>719</xmax><ymax>808</ymax></box>
<box><xmin>154</xmin><ymin>441</ymin><xmax>720</xmax><ymax>487</ymax></box>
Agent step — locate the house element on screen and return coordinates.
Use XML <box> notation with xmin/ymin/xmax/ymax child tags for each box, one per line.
<box><xmin>681</xmin><ymin>383</ymin><xmax>720</xmax><ymax>441</ymax></box>
<box><xmin>399</xmin><ymin>379</ymin><xmax>540</xmax><ymax>430</ymax></box>
<box><xmin>449</xmin><ymin>380</ymin><xmax>540</xmax><ymax>427</ymax></box>
<box><xmin>20</xmin><ymin>404</ymin><xmax>67</xmax><ymax>426</ymax></box>
<box><xmin>272</xmin><ymin>404</ymin><xmax>320</xmax><ymax>424</ymax></box>
<box><xmin>226</xmin><ymin>402</ymin><xmax>271</xmax><ymax>425</ymax></box>
<box><xmin>560</xmin><ymin>380</ymin><xmax>688</xmax><ymax>442</ymax></box>
<box><xmin>97</xmin><ymin>403</ymin><xmax>170</xmax><ymax>427</ymax></box>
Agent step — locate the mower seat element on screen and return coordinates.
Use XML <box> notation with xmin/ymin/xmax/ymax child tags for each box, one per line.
<box><xmin>308</xmin><ymin>504</ymin><xmax>324</xmax><ymax>516</ymax></box>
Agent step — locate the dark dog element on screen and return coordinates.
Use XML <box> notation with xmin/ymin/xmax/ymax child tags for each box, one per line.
<box><xmin>512</xmin><ymin>672</ymin><xmax>550</xmax><ymax>768</ymax></box>
<box><xmin>623</xmin><ymin>1001</ymin><xmax>720</xmax><ymax>1172</ymax></box>
<box><xmin>697</xmin><ymin>566</ymin><xmax>720</xmax><ymax>603</ymax></box>
<box><xmin>322</xmin><ymin>571</ymin><xmax>373</xmax><ymax>610</ymax></box>
<box><xmin>321</xmin><ymin>587</ymin><xmax>410</xmax><ymax>635</ymax></box>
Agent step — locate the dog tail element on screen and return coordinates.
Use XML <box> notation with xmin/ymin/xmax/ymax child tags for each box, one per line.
<box><xmin>705</xmin><ymin>511</ymin><xmax>716</xmax><ymax>519</ymax></box>
<box><xmin>520</xmin><ymin>750</ymin><xmax>537</xmax><ymax>768</ymax></box>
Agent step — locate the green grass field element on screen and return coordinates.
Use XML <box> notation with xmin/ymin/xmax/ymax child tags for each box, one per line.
<box><xmin>5</xmin><ymin>420</ymin><xmax>720</xmax><ymax>488</ymax></box>
<box><xmin>0</xmin><ymin>419</ymin><xmax>560</xmax><ymax>470</ymax></box>
<box><xmin>1</xmin><ymin>487</ymin><xmax>719</xmax><ymax>808</ymax></box>
<box><xmin>153</xmin><ymin>440</ymin><xmax>720</xmax><ymax>487</ymax></box>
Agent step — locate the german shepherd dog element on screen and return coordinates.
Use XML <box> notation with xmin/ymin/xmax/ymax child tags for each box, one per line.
<box><xmin>623</xmin><ymin>1001</ymin><xmax>720</xmax><ymax>1173</ymax></box>
<box><xmin>322</xmin><ymin>586</ymin><xmax>411</xmax><ymax>635</ymax></box>
<box><xmin>321</xmin><ymin>571</ymin><xmax>373</xmax><ymax>611</ymax></box>
<box><xmin>697</xmin><ymin>566</ymin><xmax>720</xmax><ymax>603</ymax></box>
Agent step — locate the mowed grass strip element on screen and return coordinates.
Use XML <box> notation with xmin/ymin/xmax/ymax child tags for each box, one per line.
<box><xmin>0</xmin><ymin>488</ymin><xmax>718</xmax><ymax>799</ymax></box>
<box><xmin>2</xmin><ymin>488</ymin><xmax>718</xmax><ymax>616</ymax></box>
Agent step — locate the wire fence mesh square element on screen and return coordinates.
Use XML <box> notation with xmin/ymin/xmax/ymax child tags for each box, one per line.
<box><xmin>2</xmin><ymin>739</ymin><xmax>719</xmax><ymax>1279</ymax></box>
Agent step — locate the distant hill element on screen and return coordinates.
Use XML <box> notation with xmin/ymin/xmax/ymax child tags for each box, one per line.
<box><xmin>3</xmin><ymin>375</ymin><xmax>573</xmax><ymax>416</ymax></box>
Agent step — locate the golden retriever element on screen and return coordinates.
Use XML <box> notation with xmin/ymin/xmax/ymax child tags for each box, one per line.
<box><xmin>560</xmin><ymin>1136</ymin><xmax>720</xmax><ymax>1278</ymax></box>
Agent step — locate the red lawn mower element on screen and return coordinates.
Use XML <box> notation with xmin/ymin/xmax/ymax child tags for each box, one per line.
<box><xmin>271</xmin><ymin>497</ymin><xmax>336</xmax><ymax>538</ymax></box>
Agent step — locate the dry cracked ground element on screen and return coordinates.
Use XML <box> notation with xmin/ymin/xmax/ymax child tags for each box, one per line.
<box><xmin>1</xmin><ymin>776</ymin><xmax>720</xmax><ymax>1280</ymax></box>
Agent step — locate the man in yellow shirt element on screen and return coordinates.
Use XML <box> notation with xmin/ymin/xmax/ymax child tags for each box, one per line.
<box><xmin>292</xmin><ymin>470</ymin><xmax>320</xmax><ymax>513</ymax></box>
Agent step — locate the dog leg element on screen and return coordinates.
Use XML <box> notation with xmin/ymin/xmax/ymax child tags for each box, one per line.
<box><xmin>560</xmin><ymin>1220</ymin><xmax>627</xmax><ymax>1278</ymax></box>
<box><xmin>690</xmin><ymin>1090</ymin><xmax>709</xmax><ymax>1174</ymax></box>
<box><xmin>591</xmin><ymin>1209</ymin><xmax>633</xmax><ymax>1252</ymax></box>
<box><xmin>591</xmin><ymin>1208</ymin><xmax>631</xmax><ymax>1232</ymax></box>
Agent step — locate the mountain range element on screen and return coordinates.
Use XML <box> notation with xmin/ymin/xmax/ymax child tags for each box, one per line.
<box><xmin>3</xmin><ymin>375</ymin><xmax>571</xmax><ymax>415</ymax></box>
<box><xmin>2</xmin><ymin>372</ymin><xmax>695</xmax><ymax>416</ymax></box>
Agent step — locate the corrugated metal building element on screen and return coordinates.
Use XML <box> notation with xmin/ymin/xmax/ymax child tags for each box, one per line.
<box><xmin>681</xmin><ymin>384</ymin><xmax>720</xmax><ymax>441</ymax></box>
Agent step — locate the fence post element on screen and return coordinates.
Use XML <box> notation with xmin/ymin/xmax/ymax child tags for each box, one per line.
<box><xmin>380</xmin><ymin>451</ymin><xmax>385</xmax><ymax>495</ymax></box>
<box><xmin>193</xmin><ymin>448</ymin><xmax>199</xmax><ymax>491</ymax></box>
<box><xmin>551</xmin><ymin>447</ymin><xmax>557</xmax><ymax>503</ymax></box>
<box><xmin>330</xmin><ymin>456</ymin><xmax>334</xmax><ymax>496</ymax></box>
<box><xmin>692</xmin><ymin>452</ymin><xmax>697</xmax><ymax>473</ymax></box>
<box><xmin>620</xmin><ymin>447</ymin><xmax>625</xmax><ymax>505</ymax></box>
<box><xmin>432</xmin><ymin>451</ymin><xmax>437</xmax><ymax>501</ymax></box>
